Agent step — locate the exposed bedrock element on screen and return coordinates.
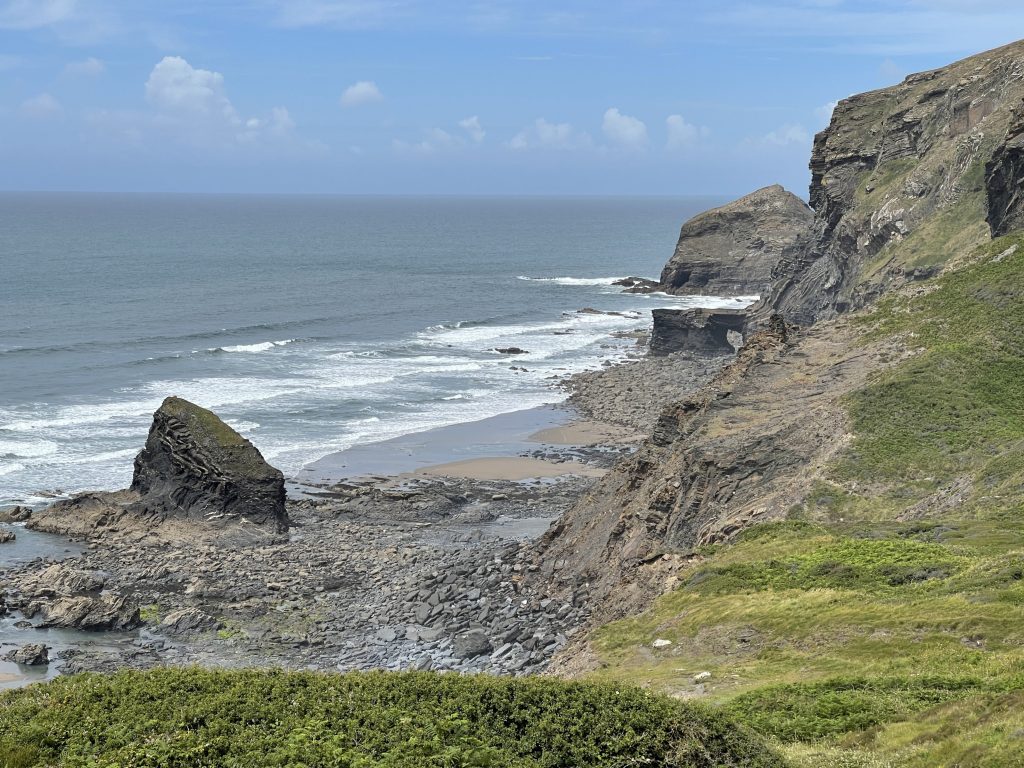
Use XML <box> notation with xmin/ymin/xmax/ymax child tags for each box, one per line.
<box><xmin>646</xmin><ymin>185</ymin><xmax>812</xmax><ymax>297</ymax></box>
<box><xmin>649</xmin><ymin>308</ymin><xmax>746</xmax><ymax>357</ymax></box>
<box><xmin>986</xmin><ymin>99</ymin><xmax>1024</xmax><ymax>236</ymax></box>
<box><xmin>30</xmin><ymin>397</ymin><xmax>287</xmax><ymax>542</ymax></box>
<box><xmin>757</xmin><ymin>39</ymin><xmax>1024</xmax><ymax>326</ymax></box>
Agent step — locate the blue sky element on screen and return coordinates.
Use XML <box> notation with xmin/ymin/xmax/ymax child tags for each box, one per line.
<box><xmin>1</xmin><ymin>1</ymin><xmax>1023</xmax><ymax>195</ymax></box>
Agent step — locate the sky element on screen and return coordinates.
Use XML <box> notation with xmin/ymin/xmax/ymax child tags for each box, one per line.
<box><xmin>1</xmin><ymin>1</ymin><xmax>1023</xmax><ymax>196</ymax></box>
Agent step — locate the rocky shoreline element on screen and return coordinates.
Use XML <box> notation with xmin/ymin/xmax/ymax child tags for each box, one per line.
<box><xmin>0</xmin><ymin>339</ymin><xmax>730</xmax><ymax>686</ymax></box>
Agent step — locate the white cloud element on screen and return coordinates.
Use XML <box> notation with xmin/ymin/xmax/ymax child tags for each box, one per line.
<box><xmin>138</xmin><ymin>56</ymin><xmax>313</xmax><ymax>151</ymax></box>
<box><xmin>20</xmin><ymin>92</ymin><xmax>62</xmax><ymax>119</ymax></box>
<box><xmin>760</xmin><ymin>123</ymin><xmax>811</xmax><ymax>146</ymax></box>
<box><xmin>64</xmin><ymin>56</ymin><xmax>105</xmax><ymax>76</ymax></box>
<box><xmin>815</xmin><ymin>100</ymin><xmax>838</xmax><ymax>126</ymax></box>
<box><xmin>459</xmin><ymin>115</ymin><xmax>485</xmax><ymax>143</ymax></box>
<box><xmin>0</xmin><ymin>0</ymin><xmax>76</xmax><ymax>29</ymax></box>
<box><xmin>602</xmin><ymin>107</ymin><xmax>647</xmax><ymax>149</ymax></box>
<box><xmin>146</xmin><ymin>56</ymin><xmax>239</xmax><ymax>123</ymax></box>
<box><xmin>393</xmin><ymin>127</ymin><xmax>461</xmax><ymax>154</ymax></box>
<box><xmin>665</xmin><ymin>114</ymin><xmax>709</xmax><ymax>150</ymax></box>
<box><xmin>340</xmin><ymin>80</ymin><xmax>383</xmax><ymax>108</ymax></box>
<box><xmin>508</xmin><ymin>117</ymin><xmax>591</xmax><ymax>151</ymax></box>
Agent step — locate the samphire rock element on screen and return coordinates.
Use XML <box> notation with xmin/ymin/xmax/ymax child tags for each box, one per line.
<box><xmin>129</xmin><ymin>397</ymin><xmax>288</xmax><ymax>533</ymax></box>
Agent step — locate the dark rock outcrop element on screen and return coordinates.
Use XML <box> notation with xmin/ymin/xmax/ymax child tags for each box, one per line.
<box><xmin>649</xmin><ymin>309</ymin><xmax>746</xmax><ymax>356</ymax></box>
<box><xmin>5</xmin><ymin>644</ymin><xmax>49</xmax><ymax>666</ymax></box>
<box><xmin>31</xmin><ymin>397</ymin><xmax>287</xmax><ymax>541</ymax></box>
<box><xmin>986</xmin><ymin>100</ymin><xmax>1024</xmax><ymax>236</ymax></box>
<box><xmin>129</xmin><ymin>397</ymin><xmax>287</xmax><ymax>533</ymax></box>
<box><xmin>0</xmin><ymin>528</ymin><xmax>14</xmax><ymax>543</ymax></box>
<box><xmin>648</xmin><ymin>186</ymin><xmax>811</xmax><ymax>297</ymax></box>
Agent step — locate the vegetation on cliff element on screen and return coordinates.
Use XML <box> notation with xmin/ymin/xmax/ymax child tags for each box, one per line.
<box><xmin>0</xmin><ymin>669</ymin><xmax>782</xmax><ymax>768</ymax></box>
<box><xmin>588</xmin><ymin>235</ymin><xmax>1024</xmax><ymax>766</ymax></box>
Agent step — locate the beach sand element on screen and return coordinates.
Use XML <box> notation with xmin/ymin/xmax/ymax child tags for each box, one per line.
<box><xmin>414</xmin><ymin>456</ymin><xmax>607</xmax><ymax>481</ymax></box>
<box><xmin>530</xmin><ymin>419</ymin><xmax>644</xmax><ymax>446</ymax></box>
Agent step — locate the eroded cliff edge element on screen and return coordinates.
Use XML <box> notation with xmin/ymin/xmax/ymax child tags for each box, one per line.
<box><xmin>534</xmin><ymin>39</ymin><xmax>1024</xmax><ymax>630</ymax></box>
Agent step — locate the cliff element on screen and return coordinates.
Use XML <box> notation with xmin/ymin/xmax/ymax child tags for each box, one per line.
<box><xmin>653</xmin><ymin>185</ymin><xmax>811</xmax><ymax>297</ymax></box>
<box><xmin>759</xmin><ymin>39</ymin><xmax>1024</xmax><ymax>325</ymax></box>
<box><xmin>532</xmin><ymin>40</ymin><xmax>1024</xmax><ymax>626</ymax></box>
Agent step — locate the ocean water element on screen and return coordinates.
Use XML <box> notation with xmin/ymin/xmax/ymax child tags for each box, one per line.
<box><xmin>0</xmin><ymin>193</ymin><xmax>742</xmax><ymax>507</ymax></box>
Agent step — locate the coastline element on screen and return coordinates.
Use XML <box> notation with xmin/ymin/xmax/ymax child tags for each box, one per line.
<box><xmin>0</xmin><ymin>311</ymin><xmax>731</xmax><ymax>688</ymax></box>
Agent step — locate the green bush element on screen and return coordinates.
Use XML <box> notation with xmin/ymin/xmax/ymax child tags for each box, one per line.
<box><xmin>0</xmin><ymin>669</ymin><xmax>783</xmax><ymax>768</ymax></box>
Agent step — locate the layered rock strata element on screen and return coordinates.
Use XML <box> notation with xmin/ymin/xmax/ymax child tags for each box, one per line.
<box><xmin>30</xmin><ymin>397</ymin><xmax>287</xmax><ymax>542</ymax></box>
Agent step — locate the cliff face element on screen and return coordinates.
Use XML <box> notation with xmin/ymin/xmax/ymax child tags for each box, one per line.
<box><xmin>655</xmin><ymin>185</ymin><xmax>811</xmax><ymax>297</ymax></box>
<box><xmin>532</xmin><ymin>40</ymin><xmax>1024</xmax><ymax>623</ymax></box>
<box><xmin>761</xmin><ymin>40</ymin><xmax>1024</xmax><ymax>325</ymax></box>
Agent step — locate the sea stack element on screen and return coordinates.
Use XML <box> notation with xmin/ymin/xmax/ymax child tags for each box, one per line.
<box><xmin>129</xmin><ymin>397</ymin><xmax>288</xmax><ymax>533</ymax></box>
<box><xmin>30</xmin><ymin>397</ymin><xmax>288</xmax><ymax>541</ymax></box>
<box><xmin>649</xmin><ymin>185</ymin><xmax>812</xmax><ymax>297</ymax></box>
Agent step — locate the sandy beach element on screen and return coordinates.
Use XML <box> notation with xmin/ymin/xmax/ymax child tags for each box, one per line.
<box><xmin>414</xmin><ymin>456</ymin><xmax>607</xmax><ymax>481</ymax></box>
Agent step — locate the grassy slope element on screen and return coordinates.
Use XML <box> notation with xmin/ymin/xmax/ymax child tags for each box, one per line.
<box><xmin>588</xmin><ymin>234</ymin><xmax>1024</xmax><ymax>767</ymax></box>
<box><xmin>0</xmin><ymin>669</ymin><xmax>782</xmax><ymax>768</ymax></box>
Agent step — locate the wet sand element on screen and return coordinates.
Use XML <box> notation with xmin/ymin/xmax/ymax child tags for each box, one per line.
<box><xmin>529</xmin><ymin>419</ymin><xmax>644</xmax><ymax>446</ymax></box>
<box><xmin>414</xmin><ymin>456</ymin><xmax>607</xmax><ymax>481</ymax></box>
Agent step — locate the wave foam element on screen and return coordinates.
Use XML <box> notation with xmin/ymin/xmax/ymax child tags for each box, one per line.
<box><xmin>517</xmin><ymin>275</ymin><xmax>631</xmax><ymax>286</ymax></box>
<box><xmin>211</xmin><ymin>339</ymin><xmax>296</xmax><ymax>354</ymax></box>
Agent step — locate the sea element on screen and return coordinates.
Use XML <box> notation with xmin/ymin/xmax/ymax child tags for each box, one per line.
<box><xmin>0</xmin><ymin>193</ymin><xmax>744</xmax><ymax>508</ymax></box>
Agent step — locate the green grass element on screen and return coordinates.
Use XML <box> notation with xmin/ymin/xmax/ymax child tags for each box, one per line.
<box><xmin>0</xmin><ymin>669</ymin><xmax>782</xmax><ymax>768</ymax></box>
<box><xmin>842</xmin><ymin>232</ymin><xmax>1024</xmax><ymax>487</ymax></box>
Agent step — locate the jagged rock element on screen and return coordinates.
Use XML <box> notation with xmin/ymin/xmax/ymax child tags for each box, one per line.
<box><xmin>493</xmin><ymin>347</ymin><xmax>528</xmax><ymax>355</ymax></box>
<box><xmin>453</xmin><ymin>630</ymin><xmax>492</xmax><ymax>658</ymax></box>
<box><xmin>160</xmin><ymin>607</ymin><xmax>222</xmax><ymax>636</ymax></box>
<box><xmin>650</xmin><ymin>309</ymin><xmax>746</xmax><ymax>356</ymax></box>
<box><xmin>613</xmin><ymin>276</ymin><xmax>660</xmax><ymax>292</ymax></box>
<box><xmin>33</xmin><ymin>564</ymin><xmax>106</xmax><ymax>595</ymax></box>
<box><xmin>759</xmin><ymin>39</ymin><xmax>1024</xmax><ymax>326</ymax></box>
<box><xmin>646</xmin><ymin>186</ymin><xmax>811</xmax><ymax>297</ymax></box>
<box><xmin>0</xmin><ymin>528</ymin><xmax>14</xmax><ymax>543</ymax></box>
<box><xmin>130</xmin><ymin>397</ymin><xmax>287</xmax><ymax>533</ymax></box>
<box><xmin>30</xmin><ymin>397</ymin><xmax>288</xmax><ymax>541</ymax></box>
<box><xmin>28</xmin><ymin>594</ymin><xmax>139</xmax><ymax>631</ymax></box>
<box><xmin>5</xmin><ymin>644</ymin><xmax>48</xmax><ymax>666</ymax></box>
<box><xmin>0</xmin><ymin>505</ymin><xmax>32</xmax><ymax>523</ymax></box>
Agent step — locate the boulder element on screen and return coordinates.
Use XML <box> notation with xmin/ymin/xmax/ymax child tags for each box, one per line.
<box><xmin>453</xmin><ymin>630</ymin><xmax>493</xmax><ymax>658</ymax></box>
<box><xmin>28</xmin><ymin>594</ymin><xmax>139</xmax><ymax>631</ymax></box>
<box><xmin>160</xmin><ymin>607</ymin><xmax>222</xmax><ymax>636</ymax></box>
<box><xmin>5</xmin><ymin>644</ymin><xmax>48</xmax><ymax>666</ymax></box>
<box><xmin>493</xmin><ymin>347</ymin><xmax>528</xmax><ymax>355</ymax></box>
<box><xmin>0</xmin><ymin>506</ymin><xmax>32</xmax><ymax>523</ymax></box>
<box><xmin>0</xmin><ymin>528</ymin><xmax>14</xmax><ymax>544</ymax></box>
